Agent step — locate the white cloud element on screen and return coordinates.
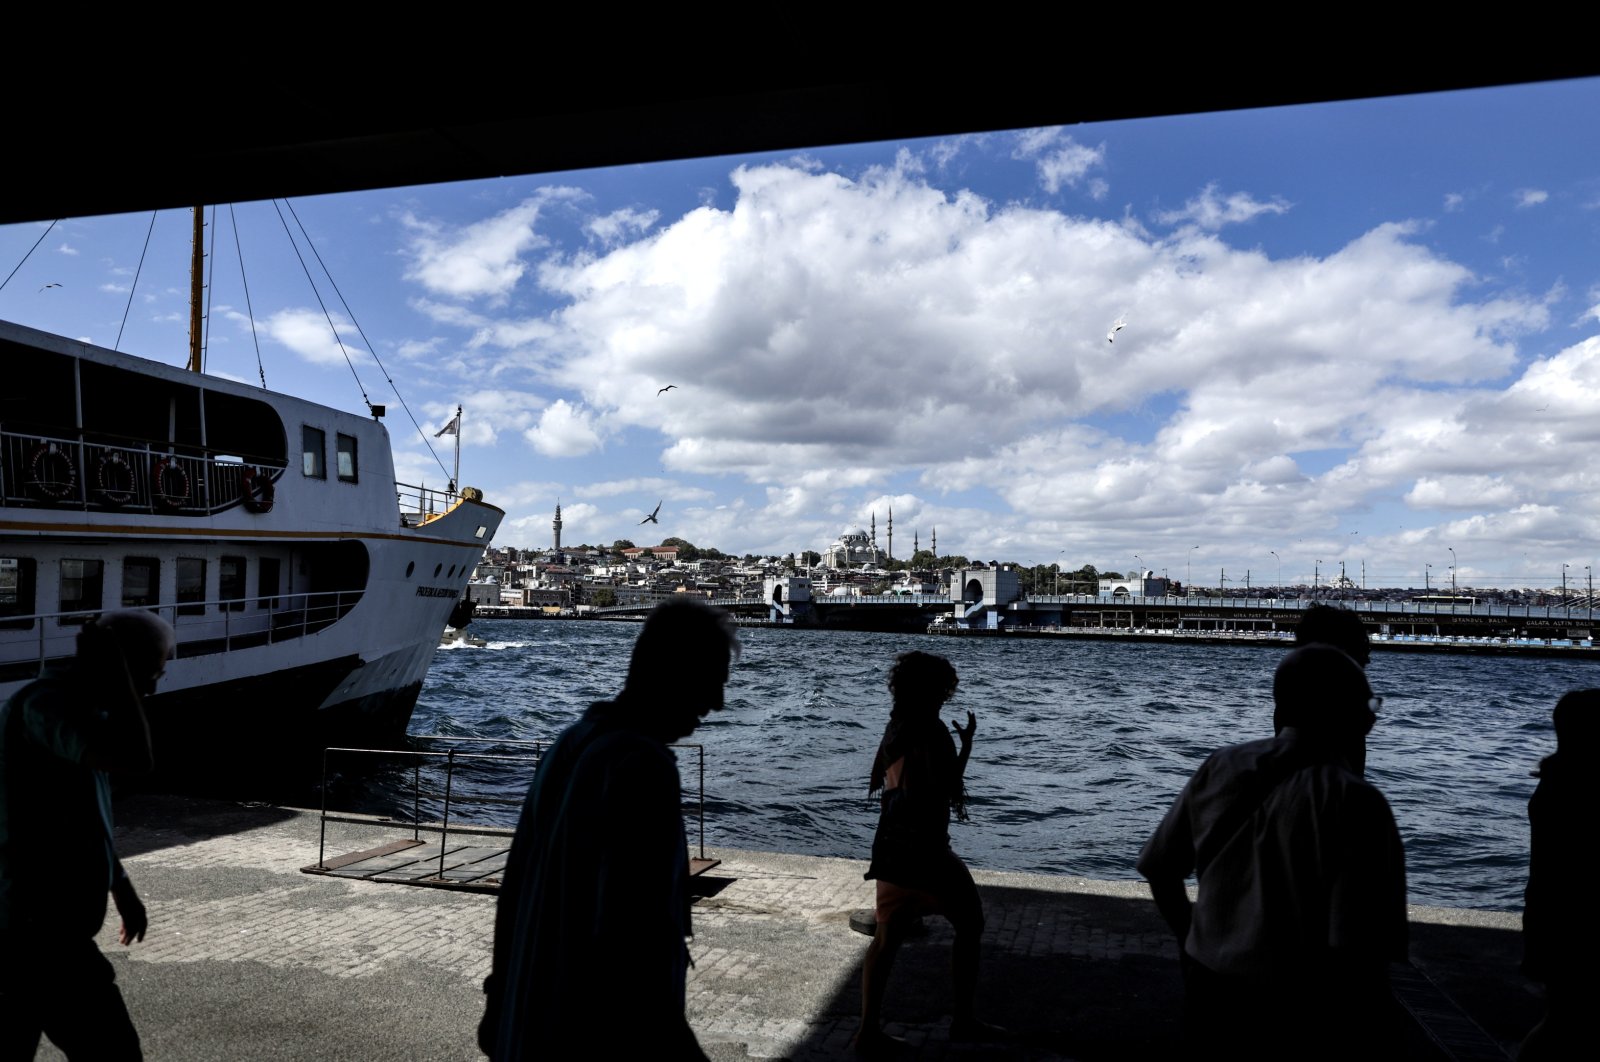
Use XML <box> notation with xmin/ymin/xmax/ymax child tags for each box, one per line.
<box><xmin>402</xmin><ymin>187</ymin><xmax>585</xmax><ymax>300</ymax></box>
<box><xmin>1404</xmin><ymin>475</ymin><xmax>1523</xmax><ymax>509</ymax></box>
<box><xmin>56</xmin><ymin>242</ymin><xmax>78</xmax><ymax>256</ymax></box>
<box><xmin>1443</xmin><ymin>193</ymin><xmax>1465</xmax><ymax>212</ymax></box>
<box><xmin>1012</xmin><ymin>127</ymin><xmax>1107</xmax><ymax>195</ymax></box>
<box><xmin>588</xmin><ymin>207</ymin><xmax>660</xmax><ymax>246</ymax></box>
<box><xmin>1515</xmin><ymin>188</ymin><xmax>1549</xmax><ymax>208</ymax></box>
<box><xmin>582</xmin><ymin>477</ymin><xmax>712</xmax><ymax>502</ymax></box>
<box><xmin>1154</xmin><ymin>182</ymin><xmax>1291</xmax><ymax>230</ymax></box>
<box><xmin>524</xmin><ymin>399</ymin><xmax>605</xmax><ymax>457</ymax></box>
<box><xmin>261</xmin><ymin>308</ymin><xmax>364</xmax><ymax>368</ymax></box>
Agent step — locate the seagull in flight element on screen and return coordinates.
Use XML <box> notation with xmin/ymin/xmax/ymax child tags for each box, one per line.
<box><xmin>640</xmin><ymin>500</ymin><xmax>662</xmax><ymax>525</ymax></box>
<box><xmin>39</xmin><ymin>283</ymin><xmax>61</xmax><ymax>292</ymax></box>
<box><xmin>1107</xmin><ymin>315</ymin><xmax>1127</xmax><ymax>343</ymax></box>
<box><xmin>657</xmin><ymin>384</ymin><xmax>677</xmax><ymax>396</ymax></box>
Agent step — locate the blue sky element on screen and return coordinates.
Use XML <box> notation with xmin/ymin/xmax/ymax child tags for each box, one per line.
<box><xmin>4</xmin><ymin>78</ymin><xmax>1599</xmax><ymax>590</ymax></box>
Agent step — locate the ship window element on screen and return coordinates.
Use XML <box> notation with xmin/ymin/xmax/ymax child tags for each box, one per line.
<box><xmin>220</xmin><ymin>556</ymin><xmax>247</xmax><ymax>612</ymax></box>
<box><xmin>205</xmin><ymin>390</ymin><xmax>288</xmax><ymax>468</ymax></box>
<box><xmin>122</xmin><ymin>557</ymin><xmax>160</xmax><ymax>608</ymax></box>
<box><xmin>177</xmin><ymin>557</ymin><xmax>206</xmax><ymax>616</ymax></box>
<box><xmin>59</xmin><ymin>559</ymin><xmax>104</xmax><ymax>623</ymax></box>
<box><xmin>302</xmin><ymin>426</ymin><xmax>326</xmax><ymax>479</ymax></box>
<box><xmin>0</xmin><ymin>556</ymin><xmax>37</xmax><ymax>630</ymax></box>
<box><xmin>336</xmin><ymin>433</ymin><xmax>358</xmax><ymax>482</ymax></box>
<box><xmin>258</xmin><ymin>557</ymin><xmax>280</xmax><ymax>610</ymax></box>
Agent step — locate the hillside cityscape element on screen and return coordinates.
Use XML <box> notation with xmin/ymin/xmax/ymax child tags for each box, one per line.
<box><xmin>465</xmin><ymin>511</ymin><xmax>1597</xmax><ymax>615</ymax></box>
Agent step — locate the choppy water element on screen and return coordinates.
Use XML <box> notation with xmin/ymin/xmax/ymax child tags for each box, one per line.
<box><xmin>400</xmin><ymin>619</ymin><xmax>1591</xmax><ymax>912</ymax></box>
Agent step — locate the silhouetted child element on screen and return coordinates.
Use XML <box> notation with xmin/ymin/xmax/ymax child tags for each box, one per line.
<box><xmin>1518</xmin><ymin>688</ymin><xmax>1600</xmax><ymax>1060</ymax></box>
<box><xmin>854</xmin><ymin>651</ymin><xmax>1004</xmax><ymax>1054</ymax></box>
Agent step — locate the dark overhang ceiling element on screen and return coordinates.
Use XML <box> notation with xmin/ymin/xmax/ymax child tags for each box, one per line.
<box><xmin>10</xmin><ymin>63</ymin><xmax>1597</xmax><ymax>226</ymax></box>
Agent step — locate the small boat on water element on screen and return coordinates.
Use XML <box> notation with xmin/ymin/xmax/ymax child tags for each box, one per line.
<box><xmin>0</xmin><ymin>316</ymin><xmax>503</xmax><ymax>784</ymax></box>
<box><xmin>440</xmin><ymin>626</ymin><xmax>489</xmax><ymax>649</ymax></box>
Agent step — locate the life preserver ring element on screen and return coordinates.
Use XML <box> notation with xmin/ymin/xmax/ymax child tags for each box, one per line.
<box><xmin>241</xmin><ymin>465</ymin><xmax>275</xmax><ymax>514</ymax></box>
<box><xmin>94</xmin><ymin>451</ymin><xmax>135</xmax><ymax>506</ymax></box>
<box><xmin>152</xmin><ymin>456</ymin><xmax>190</xmax><ymax>510</ymax></box>
<box><xmin>27</xmin><ymin>443</ymin><xmax>76</xmax><ymax>500</ymax></box>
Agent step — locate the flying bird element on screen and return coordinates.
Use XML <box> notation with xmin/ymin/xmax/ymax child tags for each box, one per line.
<box><xmin>39</xmin><ymin>283</ymin><xmax>61</xmax><ymax>292</ymax></box>
<box><xmin>1107</xmin><ymin>316</ymin><xmax>1127</xmax><ymax>343</ymax></box>
<box><xmin>640</xmin><ymin>500</ymin><xmax>662</xmax><ymax>525</ymax></box>
<box><xmin>657</xmin><ymin>384</ymin><xmax>677</xmax><ymax>396</ymax></box>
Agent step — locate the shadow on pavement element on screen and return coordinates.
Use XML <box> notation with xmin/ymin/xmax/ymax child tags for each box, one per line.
<box><xmin>111</xmin><ymin>792</ymin><xmax>300</xmax><ymax>859</ymax></box>
<box><xmin>774</xmin><ymin>883</ymin><xmax>1539</xmax><ymax>1060</ymax></box>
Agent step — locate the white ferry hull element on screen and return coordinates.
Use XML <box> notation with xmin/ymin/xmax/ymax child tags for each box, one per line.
<box><xmin>0</xmin><ymin>319</ymin><xmax>503</xmax><ymax>786</ymax></box>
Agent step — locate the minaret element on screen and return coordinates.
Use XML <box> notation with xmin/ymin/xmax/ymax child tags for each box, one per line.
<box><xmin>914</xmin><ymin>530</ymin><xmax>920</xmax><ymax>558</ymax></box>
<box><xmin>553</xmin><ymin>501</ymin><xmax>563</xmax><ymax>553</ymax></box>
<box><xmin>931</xmin><ymin>527</ymin><xmax>937</xmax><ymax>561</ymax></box>
<box><xmin>887</xmin><ymin>507</ymin><xmax>894</xmax><ymax>562</ymax></box>
<box><xmin>871</xmin><ymin>511</ymin><xmax>877</xmax><ymax>548</ymax></box>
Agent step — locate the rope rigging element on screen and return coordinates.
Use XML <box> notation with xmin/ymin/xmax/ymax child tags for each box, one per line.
<box><xmin>0</xmin><ymin>220</ymin><xmax>59</xmax><ymax>294</ymax></box>
<box><xmin>115</xmin><ymin>212</ymin><xmax>159</xmax><ymax>351</ymax></box>
<box><xmin>225</xmin><ymin>203</ymin><xmax>269</xmax><ymax>389</ymax></box>
<box><xmin>277</xmin><ymin>197</ymin><xmax>452</xmax><ymax>483</ymax></box>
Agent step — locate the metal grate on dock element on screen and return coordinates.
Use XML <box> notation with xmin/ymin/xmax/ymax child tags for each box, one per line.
<box><xmin>302</xmin><ymin>838</ymin><xmax>718</xmax><ymax>893</ymax></box>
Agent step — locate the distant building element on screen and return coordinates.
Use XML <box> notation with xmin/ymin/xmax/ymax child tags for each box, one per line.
<box><xmin>621</xmin><ymin>545</ymin><xmax>681</xmax><ymax>565</ymax></box>
<box><xmin>1097</xmin><ymin>570</ymin><xmax>1172</xmax><ymax>597</ymax></box>
<box><xmin>521</xmin><ymin>587</ymin><xmax>570</xmax><ymax>608</ymax></box>
<box><xmin>823</xmin><ymin>527</ymin><xmax>886</xmax><ymax>570</ymax></box>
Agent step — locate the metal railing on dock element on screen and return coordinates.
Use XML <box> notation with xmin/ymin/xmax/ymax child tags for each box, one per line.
<box><xmin>313</xmin><ymin>736</ymin><xmax>710</xmax><ymax>887</ymax></box>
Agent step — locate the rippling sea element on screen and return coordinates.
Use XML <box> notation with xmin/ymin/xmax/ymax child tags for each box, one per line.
<box><xmin>395</xmin><ymin>618</ymin><xmax>1593</xmax><ymax>912</ymax></box>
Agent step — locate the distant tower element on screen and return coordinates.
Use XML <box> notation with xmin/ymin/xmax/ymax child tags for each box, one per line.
<box><xmin>553</xmin><ymin>501</ymin><xmax>562</xmax><ymax>553</ymax></box>
<box><xmin>871</xmin><ymin>511</ymin><xmax>877</xmax><ymax>548</ymax></box>
<box><xmin>932</xmin><ymin>527</ymin><xmax>937</xmax><ymax>560</ymax></box>
<box><xmin>914</xmin><ymin>530</ymin><xmax>920</xmax><ymax>558</ymax></box>
<box><xmin>887</xmin><ymin>507</ymin><xmax>894</xmax><ymax>561</ymax></box>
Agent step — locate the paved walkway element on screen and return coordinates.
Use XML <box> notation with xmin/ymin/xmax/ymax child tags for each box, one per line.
<box><xmin>38</xmin><ymin>794</ymin><xmax>1541</xmax><ymax>1060</ymax></box>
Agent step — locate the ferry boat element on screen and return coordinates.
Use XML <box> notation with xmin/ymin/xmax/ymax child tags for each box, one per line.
<box><xmin>0</xmin><ymin>317</ymin><xmax>503</xmax><ymax>784</ymax></box>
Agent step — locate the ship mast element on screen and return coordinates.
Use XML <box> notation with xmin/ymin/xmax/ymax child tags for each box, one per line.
<box><xmin>187</xmin><ymin>206</ymin><xmax>204</xmax><ymax>372</ymax></box>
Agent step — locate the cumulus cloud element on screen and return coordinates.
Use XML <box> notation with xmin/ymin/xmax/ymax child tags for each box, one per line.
<box><xmin>56</xmin><ymin>242</ymin><xmax>78</xmax><ymax>256</ymax></box>
<box><xmin>1404</xmin><ymin>475</ymin><xmax>1523</xmax><ymax>509</ymax></box>
<box><xmin>1515</xmin><ymin>188</ymin><xmax>1549</xmax><ymax>208</ymax></box>
<box><xmin>588</xmin><ymin>207</ymin><xmax>660</xmax><ymax>245</ymax></box>
<box><xmin>402</xmin><ymin>187</ymin><xmax>585</xmax><ymax>300</ymax></box>
<box><xmin>1012</xmin><ymin>127</ymin><xmax>1107</xmax><ymax>195</ymax></box>
<box><xmin>262</xmin><ymin>308</ymin><xmax>364</xmax><ymax>368</ymax></box>
<box><xmin>422</xmin><ymin>389</ymin><xmax>547</xmax><ymax>448</ymax></box>
<box><xmin>524</xmin><ymin>399</ymin><xmax>605</xmax><ymax>457</ymax></box>
<box><xmin>530</xmin><ymin>162</ymin><xmax>1529</xmax><ymax>501</ymax></box>
<box><xmin>582</xmin><ymin>477</ymin><xmax>712</xmax><ymax>501</ymax></box>
<box><xmin>1154</xmin><ymin>183</ymin><xmax>1291</xmax><ymax>230</ymax></box>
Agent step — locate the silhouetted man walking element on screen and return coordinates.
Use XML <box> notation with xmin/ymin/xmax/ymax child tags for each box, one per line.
<box><xmin>1137</xmin><ymin>644</ymin><xmax>1408</xmax><ymax>1059</ymax></box>
<box><xmin>479</xmin><ymin>597</ymin><xmax>738</xmax><ymax>1061</ymax></box>
<box><xmin>1</xmin><ymin>609</ymin><xmax>174</xmax><ymax>1060</ymax></box>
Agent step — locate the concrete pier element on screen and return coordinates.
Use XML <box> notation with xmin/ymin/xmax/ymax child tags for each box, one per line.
<box><xmin>40</xmin><ymin>794</ymin><xmax>1538</xmax><ymax>1060</ymax></box>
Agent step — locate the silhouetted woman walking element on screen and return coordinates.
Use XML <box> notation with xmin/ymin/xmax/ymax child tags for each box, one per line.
<box><xmin>1518</xmin><ymin>688</ymin><xmax>1600</xmax><ymax>1060</ymax></box>
<box><xmin>854</xmin><ymin>651</ymin><xmax>1003</xmax><ymax>1054</ymax></box>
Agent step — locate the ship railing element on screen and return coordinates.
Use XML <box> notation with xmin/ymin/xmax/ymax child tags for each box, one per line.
<box><xmin>312</xmin><ymin>737</ymin><xmax>711</xmax><ymax>878</ymax></box>
<box><xmin>395</xmin><ymin>482</ymin><xmax>459</xmax><ymax>528</ymax></box>
<box><xmin>0</xmin><ymin>426</ymin><xmax>286</xmax><ymax>515</ymax></box>
<box><xmin>0</xmin><ymin>588</ymin><xmax>363</xmax><ymax>682</ymax></box>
